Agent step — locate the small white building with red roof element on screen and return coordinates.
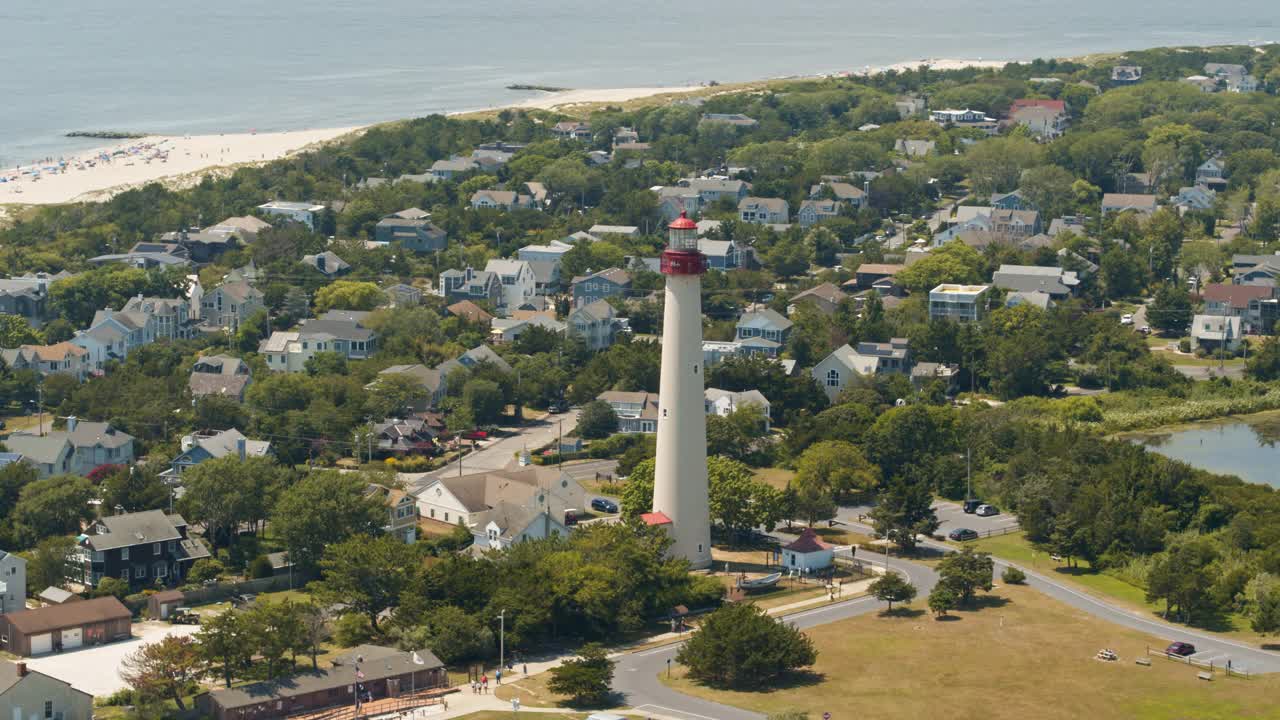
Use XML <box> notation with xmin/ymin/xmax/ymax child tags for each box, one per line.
<box><xmin>781</xmin><ymin>528</ymin><xmax>834</xmax><ymax>572</ymax></box>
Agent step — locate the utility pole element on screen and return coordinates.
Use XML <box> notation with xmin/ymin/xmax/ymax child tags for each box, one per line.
<box><xmin>497</xmin><ymin>609</ymin><xmax>506</xmax><ymax>673</ymax></box>
<box><xmin>557</xmin><ymin>418</ymin><xmax>564</xmax><ymax>468</ymax></box>
<box><xmin>37</xmin><ymin>384</ymin><xmax>44</xmax><ymax>436</ymax></box>
<box><xmin>966</xmin><ymin>446</ymin><xmax>972</xmax><ymax>502</ymax></box>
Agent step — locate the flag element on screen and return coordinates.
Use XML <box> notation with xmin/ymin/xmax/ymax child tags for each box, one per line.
<box><xmin>412</xmin><ymin>651</ymin><xmax>425</xmax><ymax>665</ymax></box>
<box><xmin>356</xmin><ymin>670</ymin><xmax>365</xmax><ymax>679</ymax></box>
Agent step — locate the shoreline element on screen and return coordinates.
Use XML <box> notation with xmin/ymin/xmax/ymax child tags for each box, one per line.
<box><xmin>1</xmin><ymin>57</ymin><xmax>1011</xmax><ymax>207</ymax></box>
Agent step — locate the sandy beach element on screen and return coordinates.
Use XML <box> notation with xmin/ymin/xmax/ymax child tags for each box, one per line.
<box><xmin>2</xmin><ymin>60</ymin><xmax>1007</xmax><ymax>207</ymax></box>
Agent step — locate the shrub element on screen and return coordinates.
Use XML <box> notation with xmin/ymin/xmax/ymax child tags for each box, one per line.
<box><xmin>333</xmin><ymin>612</ymin><xmax>375</xmax><ymax>646</ymax></box>
<box><xmin>1001</xmin><ymin>566</ymin><xmax>1027</xmax><ymax>584</ymax></box>
<box><xmin>577</xmin><ymin>400</ymin><xmax>619</xmax><ymax>440</ymax></box>
<box><xmin>1178</xmin><ymin>338</ymin><xmax>1191</xmax><ymax>353</ymax></box>
<box><xmin>547</xmin><ymin>643</ymin><xmax>615</xmax><ymax>706</ymax></box>
<box><xmin>187</xmin><ymin>558</ymin><xmax>225</xmax><ymax>584</ymax></box>
<box><xmin>101</xmin><ymin>688</ymin><xmax>139</xmax><ymax>706</ymax></box>
<box><xmin>249</xmin><ymin>555</ymin><xmax>274</xmax><ymax>579</ymax></box>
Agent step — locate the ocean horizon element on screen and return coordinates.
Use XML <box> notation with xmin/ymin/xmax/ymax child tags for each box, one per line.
<box><xmin>5</xmin><ymin>0</ymin><xmax>1278</xmax><ymax>165</ymax></box>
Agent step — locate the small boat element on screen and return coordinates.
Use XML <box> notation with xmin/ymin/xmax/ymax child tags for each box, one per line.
<box><xmin>737</xmin><ymin>572</ymin><xmax>782</xmax><ymax>591</ymax></box>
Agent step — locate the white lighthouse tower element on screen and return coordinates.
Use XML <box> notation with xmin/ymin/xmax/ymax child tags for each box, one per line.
<box><xmin>651</xmin><ymin>212</ymin><xmax>712</xmax><ymax>569</ymax></box>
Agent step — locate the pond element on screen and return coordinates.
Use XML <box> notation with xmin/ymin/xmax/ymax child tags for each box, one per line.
<box><xmin>1124</xmin><ymin>412</ymin><xmax>1280</xmax><ymax>488</ymax></box>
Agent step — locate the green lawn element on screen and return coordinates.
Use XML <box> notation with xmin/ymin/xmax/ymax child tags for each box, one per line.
<box><xmin>660</xmin><ymin>584</ymin><xmax>1280</xmax><ymax>720</ymax></box>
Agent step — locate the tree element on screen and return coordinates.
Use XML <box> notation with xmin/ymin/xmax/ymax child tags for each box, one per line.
<box><xmin>120</xmin><ymin>635</ymin><xmax>202</xmax><ymax>710</ymax></box>
<box><xmin>393</xmin><ymin>605</ymin><xmax>493</xmax><ymax>665</ymax></box>
<box><xmin>928</xmin><ymin>584</ymin><xmax>958</xmax><ymax>617</ymax></box>
<box><xmin>1100</xmin><ymin>245</ymin><xmax>1144</xmax><ymax>299</ymax></box>
<box><xmin>966</xmin><ymin>136</ymin><xmax>1041</xmax><ymax>195</ymax></box>
<box><xmin>576</xmin><ymin>400</ymin><xmax>619</xmax><ymax>440</ymax></box>
<box><xmin>0</xmin><ymin>314</ymin><xmax>41</xmax><ymax>347</ymax></box>
<box><xmin>546</xmin><ymin>642</ymin><xmax>615</xmax><ymax>706</ymax></box>
<box><xmin>365</xmin><ymin>373</ymin><xmax>429</xmax><ymax>419</ymax></box>
<box><xmin>676</xmin><ymin>603</ymin><xmax>816</xmax><ymax>688</ymax></box>
<box><xmin>313</xmin><ymin>280</ymin><xmax>385</xmax><ymax>312</ymax></box>
<box><xmin>708</xmin><ymin>457</ymin><xmax>784</xmax><ymax>537</ymax></box>
<box><xmin>243</xmin><ymin>600</ymin><xmax>306</xmax><ymax>680</ymax></box>
<box><xmin>895</xmin><ymin>241</ymin><xmax>984</xmax><ymax>293</ymax></box>
<box><xmin>868</xmin><ymin>476</ymin><xmax>939</xmax><ymax>551</ymax></box>
<box><xmin>12</xmin><ymin>476</ymin><xmax>94</xmax><ymax>546</ymax></box>
<box><xmin>187</xmin><ymin>558</ymin><xmax>225</xmax><ymax>584</ymax></box>
<box><xmin>793</xmin><ymin>441</ymin><xmax>879</xmax><ymax>502</ymax></box>
<box><xmin>305</xmin><ymin>351</ymin><xmax>348</xmax><ymax>376</ymax></box>
<box><xmin>180</xmin><ymin>457</ymin><xmax>282</xmax><ymax>548</ymax></box>
<box><xmin>461</xmin><ymin>378</ymin><xmax>505</xmax><ymax>425</ymax></box>
<box><xmin>1145</xmin><ymin>536</ymin><xmax>1219</xmax><ymax>623</ymax></box>
<box><xmin>93</xmin><ymin>577</ymin><xmax>130</xmax><ymax>600</ymax></box>
<box><xmin>1245</xmin><ymin>573</ymin><xmax>1280</xmax><ymax>636</ymax></box>
<box><xmin>100</xmin><ymin>465</ymin><xmax>169</xmax><ymax>514</ymax></box>
<box><xmin>1247</xmin><ymin>336</ymin><xmax>1280</xmax><ymax>380</ymax></box>
<box><xmin>789</xmin><ymin>479</ymin><xmax>837</xmax><ymax>527</ymax></box>
<box><xmin>868</xmin><ymin>572</ymin><xmax>917</xmax><ymax>613</ymax></box>
<box><xmin>1146</xmin><ymin>283</ymin><xmax>1193</xmax><ymax>336</ymax></box>
<box><xmin>271</xmin><ymin>471</ymin><xmax>387</xmax><ymax>571</ymax></box>
<box><xmin>198</xmin><ymin>608</ymin><xmax>252</xmax><ymax>688</ymax></box>
<box><xmin>311</xmin><ymin>534</ymin><xmax>417</xmax><ymax>633</ymax></box>
<box><xmin>1001</xmin><ymin>566</ymin><xmax>1027</xmax><ymax>584</ymax></box>
<box><xmin>937</xmin><ymin>547</ymin><xmax>995</xmax><ymax>606</ymax></box>
<box><xmin>1019</xmin><ymin>164</ymin><xmax>1078</xmax><ymax>221</ymax></box>
<box><xmin>25</xmin><ymin>536</ymin><xmax>76</xmax><ymax>595</ymax></box>
<box><xmin>706</xmin><ymin>404</ymin><xmax>769</xmax><ymax>463</ymax></box>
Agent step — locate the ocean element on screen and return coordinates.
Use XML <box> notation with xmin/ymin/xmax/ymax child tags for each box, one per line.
<box><xmin>3</xmin><ymin>0</ymin><xmax>1277</xmax><ymax>165</ymax></box>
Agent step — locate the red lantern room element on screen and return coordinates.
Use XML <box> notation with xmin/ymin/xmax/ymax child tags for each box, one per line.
<box><xmin>661</xmin><ymin>212</ymin><xmax>707</xmax><ymax>275</ymax></box>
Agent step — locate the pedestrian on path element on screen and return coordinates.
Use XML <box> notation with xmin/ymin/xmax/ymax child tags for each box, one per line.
<box><xmin>523</xmin><ymin>663</ymin><xmax>527</xmax><ymax>675</ymax></box>
<box><xmin>496</xmin><ymin>669</ymin><xmax>502</xmax><ymax>685</ymax></box>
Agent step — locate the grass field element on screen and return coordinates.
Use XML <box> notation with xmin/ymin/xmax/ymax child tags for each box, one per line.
<box><xmin>494</xmin><ymin>671</ymin><xmax>623</xmax><ymax>713</ymax></box>
<box><xmin>660</xmin><ymin>584</ymin><xmax>1280</xmax><ymax>720</ymax></box>
<box><xmin>753</xmin><ymin>467</ymin><xmax>795</xmax><ymax>490</ymax></box>
<box><xmin>969</xmin><ymin>532</ymin><xmax>1264</xmax><ymax>642</ymax></box>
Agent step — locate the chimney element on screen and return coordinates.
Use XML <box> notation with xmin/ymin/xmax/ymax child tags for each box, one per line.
<box><xmin>316</xmin><ymin>254</ymin><xmax>326</xmax><ymax>272</ymax></box>
<box><xmin>236</xmin><ymin>437</ymin><xmax>247</xmax><ymax>461</ymax></box>
<box><xmin>66</xmin><ymin>416</ymin><xmax>78</xmax><ymax>433</ymax></box>
<box><xmin>16</xmin><ymin>662</ymin><xmax>26</xmax><ymax>677</ymax></box>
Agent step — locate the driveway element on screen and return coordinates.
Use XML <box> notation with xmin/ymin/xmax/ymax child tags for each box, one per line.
<box><xmin>26</xmin><ymin>621</ymin><xmax>201</xmax><ymax>696</ymax></box>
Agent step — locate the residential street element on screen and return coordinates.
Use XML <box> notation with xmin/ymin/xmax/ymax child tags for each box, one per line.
<box><xmin>402</xmin><ymin>409</ymin><xmax>578</xmax><ymax>492</ymax></box>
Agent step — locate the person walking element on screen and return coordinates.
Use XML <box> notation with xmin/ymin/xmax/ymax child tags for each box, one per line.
<box><xmin>496</xmin><ymin>669</ymin><xmax>502</xmax><ymax>685</ymax></box>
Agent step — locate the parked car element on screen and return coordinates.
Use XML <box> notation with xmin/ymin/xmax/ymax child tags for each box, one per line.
<box><xmin>948</xmin><ymin>528</ymin><xmax>979</xmax><ymax>542</ymax></box>
<box><xmin>1139</xmin><ymin>325</ymin><xmax>1151</xmax><ymax>335</ymax></box>
<box><xmin>962</xmin><ymin>499</ymin><xmax>982</xmax><ymax>514</ymax></box>
<box><xmin>1165</xmin><ymin>642</ymin><xmax>1197</xmax><ymax>657</ymax></box>
<box><xmin>547</xmin><ymin>398</ymin><xmax>570</xmax><ymax>413</ymax></box>
<box><xmin>975</xmin><ymin>504</ymin><xmax>999</xmax><ymax>517</ymax></box>
<box><xmin>564</xmin><ymin>509</ymin><xmax>580</xmax><ymax>526</ymax></box>
<box><xmin>590</xmin><ymin>497</ymin><xmax>618</xmax><ymax>513</ymax></box>
<box><xmin>1120</xmin><ymin>313</ymin><xmax>1134</xmax><ymax>326</ymax></box>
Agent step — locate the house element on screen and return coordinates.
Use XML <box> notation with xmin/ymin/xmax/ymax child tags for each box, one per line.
<box><xmin>37</xmin><ymin>588</ymin><xmax>78</xmax><ymax>607</ymax></box>
<box><xmin>929</xmin><ymin>108</ymin><xmax>997</xmax><ymax>133</ymax></box>
<box><xmin>1201</xmin><ymin>284</ymin><xmax>1279</xmax><ymax>333</ymax></box>
<box><xmin>1172</xmin><ymin>185</ymin><xmax>1216</xmax><ymax>213</ymax></box>
<box><xmin>1009</xmin><ymin>105</ymin><xmax>1069</xmax><ymax>139</ymax></box>
<box><xmin>518</xmin><ymin>239</ymin><xmax>574</xmax><ymax>264</ymax></box>
<box><xmin>489</xmin><ymin>315</ymin><xmax>566</xmax><ymax>344</ymax></box>
<box><xmin>704</xmin><ymin>389</ymin><xmax>771</xmax><ymax>432</ymax></box>
<box><xmin>1204</xmin><ymin>63</ymin><xmax>1258</xmax><ymax>92</ymax></box>
<box><xmin>929</xmin><ymin>284</ymin><xmax>990</xmax><ymax>322</ymax></box>
<box><xmin>0</xmin><ymin>660</ymin><xmax>94</xmax><ymax>720</ymax></box>
<box><xmin>470</xmin><ymin>189</ymin><xmax>536</xmax><ymax>211</ymax></box>
<box><xmin>1111</xmin><ymin>65</ymin><xmax>1143</xmax><ymax>85</ymax></box>
<box><xmin>366</xmin><ymin>484</ymin><xmax>418</xmax><ymax>543</ymax></box>
<box><xmin>656</xmin><ymin>186</ymin><xmax>704</xmax><ymax>221</ymax></box>
<box><xmin>119</xmin><ymin>295</ymin><xmax>196</xmax><ymax>341</ymax></box>
<box><xmin>189</xmin><ymin>354</ymin><xmax>252</xmax><ymax>402</ymax></box>
<box><xmin>484</xmin><ymin>259</ymin><xmax>537</xmax><ymax>311</ymax></box>
<box><xmin>162</xmin><ymin>428</ymin><xmax>270</xmax><ymax>480</ymax></box>
<box><xmin>1102</xmin><ymin>193</ymin><xmax>1158</xmax><ymax>216</ymax></box>
<box><xmin>986</xmin><ymin>209</ymin><xmax>1041</xmax><ymax>240</ymax></box>
<box><xmin>847</xmin><ymin>263</ymin><xmax>904</xmax><ymax>291</ymax></box>
<box><xmin>371</xmin><ymin>417</ymin><xmax>439</xmax><ymax>459</ymax></box>
<box><xmin>700</xmin><ymin>113</ymin><xmax>758</xmax><ymax>128</ymax></box>
<box><xmin>259</xmin><ymin>318</ymin><xmax>376</xmax><ymax>372</ymax></box>
<box><xmin>552</xmin><ymin>121</ymin><xmax>593</xmax><ymax>141</ymax></box>
<box><xmin>86</xmin><ymin>250</ymin><xmax>191</xmax><ymax>270</ymax></box>
<box><xmin>992</xmin><ymin>264</ymin><xmax>1079</xmax><ymax>299</ymax></box>
<box><xmin>1195</xmin><ymin>158</ymin><xmax>1227</xmax><ymax>190</ymax></box>
<box><xmin>413</xmin><ymin>466</ymin><xmax>583</xmax><ymax>546</ymax></box>
<box><xmin>894</xmin><ymin>139</ymin><xmax>935</xmax><ymax>157</ymax></box>
<box><xmin>433</xmin><ymin>345</ymin><xmax>513</xmax><ymax>388</ymax></box>
<box><xmin>526</xmin><ymin>260</ymin><xmax>562</xmax><ymax>295</ymax></box>
<box><xmin>780</xmin><ymin>528</ymin><xmax>833</xmax><ymax>572</ymax></box>
<box><xmin>572</xmin><ymin>268</ymin><xmax>632</xmax><ymax>307</ymax></box>
<box><xmin>301</xmin><ymin>251</ymin><xmax>350</xmax><ymax>278</ymax></box>
<box><xmin>1183</xmin><ymin>75</ymin><xmax>1218</xmax><ymax>93</ymax></box>
<box><xmin>911</xmin><ymin>362</ymin><xmax>961</xmax><ymax>393</ymax></box>
<box><xmin>0</xmin><ymin>596</ymin><xmax>131</xmax><ymax>656</ymax></box>
<box><xmin>1005</xmin><ymin>290</ymin><xmax>1053</xmax><ymax>310</ymax></box>
<box><xmin>1231</xmin><ymin>254</ymin><xmax>1280</xmax><ymax>287</ymax></box>
<box><xmin>196</xmin><ymin>645</ymin><xmax>446</xmax><ymax>720</ymax></box>
<box><xmin>6</xmin><ymin>418</ymin><xmax>134</xmax><ymax>478</ymax></box>
<box><xmin>373</xmin><ymin>365</ymin><xmax>447</xmax><ymax>412</ymax></box>
<box><xmin>895</xmin><ymin>96</ymin><xmax>926</xmax><ymax>117</ymax></box>
<box><xmin>588</xmin><ymin>224</ymin><xmax>640</xmax><ymax>238</ymax></box>
<box><xmin>0</xmin><ymin>550</ymin><xmax>25</xmax><ymax>614</ymax></box>
<box><xmin>568</xmin><ymin>300</ymin><xmax>618</xmax><ymax>350</ymax></box>
<box><xmin>736</xmin><ymin>308</ymin><xmax>793</xmax><ymax>345</ymax></box>
<box><xmin>989</xmin><ymin>190</ymin><xmax>1032</xmax><ymax>212</ymax></box>
<box><xmin>375</xmin><ymin>216</ymin><xmax>447</xmax><ymax>252</ymax></box>
<box><xmin>1047</xmin><ymin>215</ymin><xmax>1089</xmax><ymax>237</ymax></box>
<box><xmin>73</xmin><ymin>510</ymin><xmax>210</xmax><ymax>589</ymax></box>
<box><xmin>445</xmin><ymin>300</ymin><xmax>495</xmax><ymax>325</ymax></box>
<box><xmin>0</xmin><ymin>274</ymin><xmax>53</xmax><ymax>328</ymax></box>
<box><xmin>1191</xmin><ymin>314</ymin><xmax>1243</xmax><ymax>352</ymax></box>
<box><xmin>797</xmin><ymin>199</ymin><xmax>844</xmax><ymax>227</ymax></box>
<box><xmin>385</xmin><ymin>283</ymin><xmax>423</xmax><ymax>308</ymax></box>
<box><xmin>0</xmin><ymin>343</ymin><xmax>90</xmax><ymax>382</ymax></box>
<box><xmin>429</xmin><ymin>156</ymin><xmax>478</xmax><ymax>180</ymax></box>
<box><xmin>158</xmin><ymin>228</ymin><xmax>241</xmax><ymax>265</ymax></box>
<box><xmin>677</xmin><ymin>178</ymin><xmax>751</xmax><ymax>206</ymax></box>
<box><xmin>788</xmin><ymin>283</ymin><xmax>846</xmax><ymax>316</ymax></box>
<box><xmin>613</xmin><ymin>127</ymin><xmax>640</xmax><ymax>145</ymax></box>
<box><xmin>205</xmin><ymin>215</ymin><xmax>271</xmax><ymax>242</ymax></box>
<box><xmin>597</xmin><ymin>391</ymin><xmax>660</xmax><ymax>433</ymax></box>
<box><xmin>738</xmin><ymin>197</ymin><xmax>789</xmax><ymax>224</ymax></box>
<box><xmin>438</xmin><ymin>267</ymin><xmax>502</xmax><ymax>307</ymax></box>
<box><xmin>810</xmin><ymin>340</ymin><xmax>911</xmax><ymax>402</ymax></box>
<box><xmin>257</xmin><ymin>201</ymin><xmax>325</xmax><ymax>229</ymax></box>
<box><xmin>200</xmin><ymin>281</ymin><xmax>265</xmax><ymax>332</ymax></box>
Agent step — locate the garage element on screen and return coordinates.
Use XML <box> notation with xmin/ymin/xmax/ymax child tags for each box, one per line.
<box><xmin>29</xmin><ymin>632</ymin><xmax>52</xmax><ymax>655</ymax></box>
<box><xmin>62</xmin><ymin>627</ymin><xmax>83</xmax><ymax>649</ymax></box>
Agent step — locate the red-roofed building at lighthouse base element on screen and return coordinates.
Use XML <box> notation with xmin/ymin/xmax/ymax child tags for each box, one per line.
<box><xmin>781</xmin><ymin>528</ymin><xmax>834</xmax><ymax>572</ymax></box>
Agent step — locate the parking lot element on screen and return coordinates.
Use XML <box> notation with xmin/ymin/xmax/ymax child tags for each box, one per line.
<box><xmin>840</xmin><ymin>498</ymin><xmax>1021</xmax><ymax>537</ymax></box>
<box><xmin>26</xmin><ymin>621</ymin><xmax>201</xmax><ymax>696</ymax></box>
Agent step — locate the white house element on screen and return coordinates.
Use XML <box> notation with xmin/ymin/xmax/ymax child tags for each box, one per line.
<box><xmin>704</xmin><ymin>388</ymin><xmax>771</xmax><ymax>432</ymax></box>
<box><xmin>413</xmin><ymin>467</ymin><xmax>584</xmax><ymax>549</ymax></box>
<box><xmin>568</xmin><ymin>300</ymin><xmax>618</xmax><ymax>350</ymax></box>
<box><xmin>257</xmin><ymin>201</ymin><xmax>325</xmax><ymax>229</ymax></box>
<box><xmin>0</xmin><ymin>549</ymin><xmax>26</xmax><ymax>614</ymax></box>
<box><xmin>1191</xmin><ymin>314</ymin><xmax>1243</xmax><ymax>353</ymax></box>
<box><xmin>517</xmin><ymin>240</ymin><xmax>574</xmax><ymax>264</ymax></box>
<box><xmin>780</xmin><ymin>528</ymin><xmax>833</xmax><ymax>572</ymax></box>
<box><xmin>810</xmin><ymin>340</ymin><xmax>911</xmax><ymax>402</ymax></box>
<box><xmin>484</xmin><ymin>259</ymin><xmax>537</xmax><ymax>311</ymax></box>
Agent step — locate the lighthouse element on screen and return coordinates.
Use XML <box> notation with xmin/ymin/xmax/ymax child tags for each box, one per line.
<box><xmin>651</xmin><ymin>212</ymin><xmax>712</xmax><ymax>569</ymax></box>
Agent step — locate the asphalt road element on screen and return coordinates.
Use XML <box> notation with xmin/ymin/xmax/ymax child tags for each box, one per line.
<box><xmin>403</xmin><ymin>410</ymin><xmax>578</xmax><ymax>492</ymax></box>
<box><xmin>839</xmin><ymin>499</ymin><xmax>1020</xmax><ymax>537</ymax></box>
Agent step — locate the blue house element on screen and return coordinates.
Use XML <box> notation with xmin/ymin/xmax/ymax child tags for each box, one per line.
<box><xmin>571</xmin><ymin>268</ymin><xmax>632</xmax><ymax>308</ymax></box>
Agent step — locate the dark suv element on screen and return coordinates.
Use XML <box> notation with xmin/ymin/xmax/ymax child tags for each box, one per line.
<box><xmin>948</xmin><ymin>528</ymin><xmax>979</xmax><ymax>542</ymax></box>
<box><xmin>590</xmin><ymin>497</ymin><xmax>618</xmax><ymax>513</ymax></box>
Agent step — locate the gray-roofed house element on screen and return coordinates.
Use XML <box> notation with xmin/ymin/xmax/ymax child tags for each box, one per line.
<box><xmin>484</xmin><ymin>258</ymin><xmax>537</xmax><ymax>311</ymax></box>
<box><xmin>259</xmin><ymin>318</ymin><xmax>376</xmax><ymax>372</ymax></box>
<box><xmin>258</xmin><ymin>200</ymin><xmax>325</xmax><ymax>229</ymax></box>
<box><xmin>0</xmin><ymin>550</ymin><xmax>25</xmax><ymax>614</ymax></box>
<box><xmin>597</xmin><ymin>391</ymin><xmax>660</xmax><ymax>434</ymax></box>
<box><xmin>413</xmin><ymin>466</ymin><xmax>581</xmax><ymax>545</ymax></box>
<box><xmin>568</xmin><ymin>300</ymin><xmax>619</xmax><ymax>350</ymax></box>
<box><xmin>736</xmin><ymin>308</ymin><xmax>793</xmax><ymax>345</ymax></box>
<box><xmin>1005</xmin><ymin>290</ymin><xmax>1053</xmax><ymax>310</ymax></box>
<box><xmin>0</xmin><ymin>435</ymin><xmax>72</xmax><ymax>478</ymax></box>
<box><xmin>372</xmin><ymin>364</ymin><xmax>448</xmax><ymax>412</ymax></box>
<box><xmin>697</xmin><ymin>239</ymin><xmax>740</xmax><ymax>270</ymax></box>
<box><xmin>470</xmin><ymin>189</ymin><xmax>536</xmax><ymax>211</ymax></box>
<box><xmin>797</xmin><ymin>199</ymin><xmax>844</xmax><ymax>227</ymax></box>
<box><xmin>490</xmin><ymin>315</ymin><xmax>566</xmax><ymax>344</ymax></box>
<box><xmin>375</xmin><ymin>215</ymin><xmax>447</xmax><ymax>253</ymax></box>
<box><xmin>810</xmin><ymin>339</ymin><xmax>911</xmax><ymax>402</ymax></box>
<box><xmin>162</xmin><ymin>428</ymin><xmax>271</xmax><ymax>481</ymax></box>
<box><xmin>438</xmin><ymin>267</ymin><xmax>502</xmax><ymax>307</ymax></box>
<box><xmin>677</xmin><ymin>178</ymin><xmax>751</xmax><ymax>206</ymax></box>
<box><xmin>788</xmin><ymin>283</ymin><xmax>847</xmax><ymax>316</ymax></box>
<box><xmin>572</xmin><ymin>268</ymin><xmax>632</xmax><ymax>307</ymax></box>
<box><xmin>0</xmin><ymin>659</ymin><xmax>94</xmax><ymax>717</ymax></box>
<box><xmin>189</xmin><ymin>354</ymin><xmax>252</xmax><ymax>402</ymax></box>
<box><xmin>196</xmin><ymin>645</ymin><xmax>446</xmax><ymax>720</ymax></box>
<box><xmin>429</xmin><ymin>156</ymin><xmax>478</xmax><ymax>180</ymax></box>
<box><xmin>1101</xmin><ymin>193</ymin><xmax>1158</xmax><ymax>216</ymax></box>
<box><xmin>205</xmin><ymin>215</ymin><xmax>272</xmax><ymax>242</ymax></box>
<box><xmin>657</xmin><ymin>185</ymin><xmax>703</xmax><ymax>221</ymax></box>
<box><xmin>301</xmin><ymin>251</ymin><xmax>351</xmax><ymax>277</ymax></box>
<box><xmin>200</xmin><ymin>281</ymin><xmax>265</xmax><ymax>332</ymax></box>
<box><xmin>0</xmin><ymin>274</ymin><xmax>53</xmax><ymax>328</ymax></box>
<box><xmin>700</xmin><ymin>113</ymin><xmax>759</xmax><ymax>128</ymax></box>
<box><xmin>1047</xmin><ymin>215</ymin><xmax>1089</xmax><ymax>237</ymax></box>
<box><xmin>72</xmin><ymin>510</ymin><xmax>210</xmax><ymax>589</ymax></box>
<box><xmin>385</xmin><ymin>283</ymin><xmax>424</xmax><ymax>308</ymax></box>
<box><xmin>894</xmin><ymin>139</ymin><xmax>935</xmax><ymax>157</ymax></box>
<box><xmin>4</xmin><ymin>418</ymin><xmax>134</xmax><ymax>477</ymax></box>
<box><xmin>991</xmin><ymin>264</ymin><xmax>1080</xmax><ymax>299</ymax></box>
<box><xmin>739</xmin><ymin>197</ymin><xmax>789</xmax><ymax>224</ymax></box>
<box><xmin>704</xmin><ymin>388</ymin><xmax>771</xmax><ymax>432</ymax></box>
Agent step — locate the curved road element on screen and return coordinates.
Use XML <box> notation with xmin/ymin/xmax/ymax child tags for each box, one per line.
<box><xmin>613</xmin><ymin>523</ymin><xmax>1280</xmax><ymax>720</ymax></box>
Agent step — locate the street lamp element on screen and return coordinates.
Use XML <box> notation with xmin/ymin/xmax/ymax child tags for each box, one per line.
<box><xmin>497</xmin><ymin>609</ymin><xmax>506</xmax><ymax>673</ymax></box>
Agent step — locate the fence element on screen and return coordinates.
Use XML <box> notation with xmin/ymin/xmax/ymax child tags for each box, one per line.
<box><xmin>1145</xmin><ymin>647</ymin><xmax>1253</xmax><ymax>678</ymax></box>
<box><xmin>175</xmin><ymin>574</ymin><xmax>301</xmax><ymax>607</ymax></box>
